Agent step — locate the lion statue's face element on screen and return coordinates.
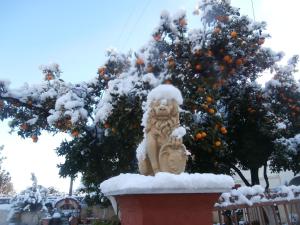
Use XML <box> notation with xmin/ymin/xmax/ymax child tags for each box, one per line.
<box><xmin>150</xmin><ymin>99</ymin><xmax>178</xmax><ymax>120</ymax></box>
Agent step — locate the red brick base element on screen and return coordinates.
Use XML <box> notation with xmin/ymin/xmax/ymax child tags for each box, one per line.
<box><xmin>116</xmin><ymin>193</ymin><xmax>220</xmax><ymax>225</ymax></box>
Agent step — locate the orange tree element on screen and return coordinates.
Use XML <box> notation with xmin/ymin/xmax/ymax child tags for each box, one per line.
<box><xmin>0</xmin><ymin>0</ymin><xmax>296</xmax><ymax>195</ymax></box>
<box><xmin>264</xmin><ymin>56</ymin><xmax>300</xmax><ymax>175</ymax></box>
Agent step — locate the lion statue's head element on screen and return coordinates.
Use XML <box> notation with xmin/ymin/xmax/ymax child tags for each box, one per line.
<box><xmin>145</xmin><ymin>99</ymin><xmax>180</xmax><ymax>135</ymax></box>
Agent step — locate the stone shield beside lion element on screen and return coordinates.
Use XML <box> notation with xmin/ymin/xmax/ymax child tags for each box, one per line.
<box><xmin>136</xmin><ymin>85</ymin><xmax>188</xmax><ymax>175</ymax></box>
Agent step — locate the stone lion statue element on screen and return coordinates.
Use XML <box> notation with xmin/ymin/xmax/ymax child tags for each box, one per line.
<box><xmin>137</xmin><ymin>85</ymin><xmax>187</xmax><ymax>175</ymax></box>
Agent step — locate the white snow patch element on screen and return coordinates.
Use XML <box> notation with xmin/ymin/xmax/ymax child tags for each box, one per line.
<box><xmin>276</xmin><ymin>122</ymin><xmax>286</xmax><ymax>130</ymax></box>
<box><xmin>26</xmin><ymin>116</ymin><xmax>38</xmax><ymax>125</ymax></box>
<box><xmin>216</xmin><ymin>185</ymin><xmax>300</xmax><ymax>207</ymax></box>
<box><xmin>136</xmin><ymin>139</ymin><xmax>147</xmax><ymax>161</ymax></box>
<box><xmin>146</xmin><ymin>84</ymin><xmax>183</xmax><ymax>106</ymax></box>
<box><xmin>100</xmin><ymin>172</ymin><xmax>234</xmax><ymax>195</ymax></box>
<box><xmin>171</xmin><ymin>127</ymin><xmax>186</xmax><ymax>138</ymax></box>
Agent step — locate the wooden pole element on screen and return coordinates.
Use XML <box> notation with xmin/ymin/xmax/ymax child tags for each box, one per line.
<box><xmin>69</xmin><ymin>176</ymin><xmax>74</xmax><ymax>196</ymax></box>
<box><xmin>218</xmin><ymin>210</ymin><xmax>223</xmax><ymax>225</ymax></box>
<box><xmin>234</xmin><ymin>210</ymin><xmax>238</xmax><ymax>225</ymax></box>
<box><xmin>295</xmin><ymin>203</ymin><xmax>300</xmax><ymax>220</ymax></box>
<box><xmin>283</xmin><ymin>204</ymin><xmax>292</xmax><ymax>225</ymax></box>
<box><xmin>271</xmin><ymin>205</ymin><xmax>279</xmax><ymax>225</ymax></box>
<box><xmin>259</xmin><ymin>207</ymin><xmax>266</xmax><ymax>225</ymax></box>
<box><xmin>246</xmin><ymin>208</ymin><xmax>252</xmax><ymax>225</ymax></box>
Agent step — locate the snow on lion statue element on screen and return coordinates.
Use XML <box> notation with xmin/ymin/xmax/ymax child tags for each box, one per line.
<box><xmin>136</xmin><ymin>84</ymin><xmax>189</xmax><ymax>175</ymax></box>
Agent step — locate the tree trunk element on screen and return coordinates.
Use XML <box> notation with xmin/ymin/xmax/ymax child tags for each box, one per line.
<box><xmin>69</xmin><ymin>177</ymin><xmax>74</xmax><ymax>196</ymax></box>
<box><xmin>250</xmin><ymin>167</ymin><xmax>260</xmax><ymax>186</ymax></box>
<box><xmin>263</xmin><ymin>162</ymin><xmax>270</xmax><ymax>191</ymax></box>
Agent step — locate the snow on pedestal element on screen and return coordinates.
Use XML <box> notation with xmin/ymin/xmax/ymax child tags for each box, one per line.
<box><xmin>100</xmin><ymin>172</ymin><xmax>234</xmax><ymax>196</ymax></box>
<box><xmin>100</xmin><ymin>173</ymin><xmax>234</xmax><ymax>225</ymax></box>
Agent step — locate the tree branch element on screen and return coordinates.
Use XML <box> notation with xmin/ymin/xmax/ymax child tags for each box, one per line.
<box><xmin>230</xmin><ymin>164</ymin><xmax>251</xmax><ymax>186</ymax></box>
<box><xmin>0</xmin><ymin>96</ymin><xmax>50</xmax><ymax>117</ymax></box>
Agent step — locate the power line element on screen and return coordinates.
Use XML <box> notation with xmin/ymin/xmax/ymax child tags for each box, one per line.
<box><xmin>115</xmin><ymin>1</ymin><xmax>140</xmax><ymax>49</ymax></box>
<box><xmin>121</xmin><ymin>0</ymin><xmax>152</xmax><ymax>51</ymax></box>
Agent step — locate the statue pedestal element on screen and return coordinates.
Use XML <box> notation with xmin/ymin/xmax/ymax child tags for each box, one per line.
<box><xmin>100</xmin><ymin>173</ymin><xmax>234</xmax><ymax>225</ymax></box>
<box><xmin>114</xmin><ymin>192</ymin><xmax>220</xmax><ymax>225</ymax></box>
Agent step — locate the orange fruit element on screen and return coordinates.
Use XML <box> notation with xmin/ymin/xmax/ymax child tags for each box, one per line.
<box><xmin>215</xmin><ymin>141</ymin><xmax>221</xmax><ymax>147</ymax></box>
<box><xmin>195</xmin><ymin>64</ymin><xmax>202</xmax><ymax>71</ymax></box>
<box><xmin>31</xmin><ymin>135</ymin><xmax>38</xmax><ymax>143</ymax></box>
<box><xmin>220</xmin><ymin>127</ymin><xmax>227</xmax><ymax>134</ymax></box>
<box><xmin>168</xmin><ymin>59</ymin><xmax>175</xmax><ymax>67</ymax></box>
<box><xmin>98</xmin><ymin>67</ymin><xmax>106</xmax><ymax>76</ymax></box>
<box><xmin>179</xmin><ymin>18</ymin><xmax>187</xmax><ymax>26</ymax></box>
<box><xmin>223</xmin><ymin>55</ymin><xmax>232</xmax><ymax>64</ymax></box>
<box><xmin>206</xmin><ymin>96</ymin><xmax>213</xmax><ymax>103</ymax></box>
<box><xmin>230</xmin><ymin>31</ymin><xmax>237</xmax><ymax>38</ymax></box>
<box><xmin>71</xmin><ymin>130</ymin><xmax>79</xmax><ymax>137</ymax></box>
<box><xmin>136</xmin><ymin>58</ymin><xmax>144</xmax><ymax>65</ymax></box>
<box><xmin>20</xmin><ymin>123</ymin><xmax>28</xmax><ymax>131</ymax></box>
<box><xmin>236</xmin><ymin>58</ymin><xmax>243</xmax><ymax>66</ymax></box>
<box><xmin>195</xmin><ymin>132</ymin><xmax>202</xmax><ymax>140</ymax></box>
<box><xmin>201</xmin><ymin>132</ymin><xmax>207</xmax><ymax>138</ymax></box>
<box><xmin>45</xmin><ymin>73</ymin><xmax>54</xmax><ymax>81</ymax></box>
<box><xmin>208</xmin><ymin>108</ymin><xmax>215</xmax><ymax>114</ymax></box>
<box><xmin>216</xmin><ymin>15</ymin><xmax>229</xmax><ymax>22</ymax></box>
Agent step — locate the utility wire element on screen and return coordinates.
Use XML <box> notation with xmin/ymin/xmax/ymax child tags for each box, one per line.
<box><xmin>121</xmin><ymin>0</ymin><xmax>152</xmax><ymax>51</ymax></box>
<box><xmin>115</xmin><ymin>1</ymin><xmax>139</xmax><ymax>49</ymax></box>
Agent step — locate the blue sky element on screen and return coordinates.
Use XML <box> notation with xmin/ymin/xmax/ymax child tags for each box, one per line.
<box><xmin>0</xmin><ymin>0</ymin><xmax>300</xmax><ymax>192</ymax></box>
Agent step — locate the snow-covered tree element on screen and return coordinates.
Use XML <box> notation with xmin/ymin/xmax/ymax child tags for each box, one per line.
<box><xmin>264</xmin><ymin>56</ymin><xmax>300</xmax><ymax>174</ymax></box>
<box><xmin>0</xmin><ymin>145</ymin><xmax>14</xmax><ymax>195</ymax></box>
<box><xmin>13</xmin><ymin>173</ymin><xmax>48</xmax><ymax>212</ymax></box>
<box><xmin>0</xmin><ymin>0</ymin><xmax>297</xmax><ymax>190</ymax></box>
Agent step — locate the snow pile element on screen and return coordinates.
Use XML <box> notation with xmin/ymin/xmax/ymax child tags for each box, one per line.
<box><xmin>276</xmin><ymin>134</ymin><xmax>300</xmax><ymax>153</ymax></box>
<box><xmin>146</xmin><ymin>84</ymin><xmax>183</xmax><ymax>106</ymax></box>
<box><xmin>100</xmin><ymin>172</ymin><xmax>234</xmax><ymax>195</ymax></box>
<box><xmin>136</xmin><ymin>139</ymin><xmax>146</xmax><ymax>161</ymax></box>
<box><xmin>171</xmin><ymin>126</ymin><xmax>186</xmax><ymax>138</ymax></box>
<box><xmin>39</xmin><ymin>63</ymin><xmax>61</xmax><ymax>78</ymax></box>
<box><xmin>216</xmin><ymin>185</ymin><xmax>300</xmax><ymax>208</ymax></box>
<box><xmin>276</xmin><ymin>122</ymin><xmax>286</xmax><ymax>130</ymax></box>
<box><xmin>47</xmin><ymin>90</ymin><xmax>88</xmax><ymax>125</ymax></box>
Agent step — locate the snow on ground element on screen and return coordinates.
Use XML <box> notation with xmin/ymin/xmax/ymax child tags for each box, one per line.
<box><xmin>0</xmin><ymin>204</ymin><xmax>12</xmax><ymax>210</ymax></box>
<box><xmin>100</xmin><ymin>172</ymin><xmax>234</xmax><ymax>195</ymax></box>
